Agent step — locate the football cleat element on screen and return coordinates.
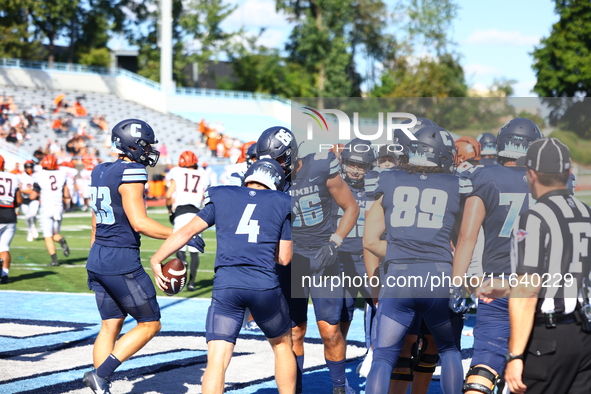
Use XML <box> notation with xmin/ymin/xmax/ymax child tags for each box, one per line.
<box><xmin>0</xmin><ymin>275</ymin><xmax>8</xmax><ymax>284</ymax></box>
<box><xmin>83</xmin><ymin>370</ymin><xmax>112</xmax><ymax>394</ymax></box>
<box><xmin>60</xmin><ymin>238</ymin><xmax>70</xmax><ymax>257</ymax></box>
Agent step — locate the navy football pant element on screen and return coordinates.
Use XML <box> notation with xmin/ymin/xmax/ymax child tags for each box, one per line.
<box><xmin>87</xmin><ymin>266</ymin><xmax>161</xmax><ymax>323</ymax></box>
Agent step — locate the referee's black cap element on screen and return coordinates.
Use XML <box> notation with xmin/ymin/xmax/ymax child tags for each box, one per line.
<box><xmin>517</xmin><ymin>137</ymin><xmax>570</xmax><ymax>173</ymax></box>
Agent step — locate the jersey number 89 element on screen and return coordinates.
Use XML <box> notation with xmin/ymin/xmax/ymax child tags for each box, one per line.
<box><xmin>391</xmin><ymin>186</ymin><xmax>448</xmax><ymax>229</ymax></box>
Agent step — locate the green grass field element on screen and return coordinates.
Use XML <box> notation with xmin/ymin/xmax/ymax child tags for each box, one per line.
<box><xmin>4</xmin><ymin>191</ymin><xmax>591</xmax><ymax>297</ymax></box>
<box><xmin>3</xmin><ymin>208</ymin><xmax>217</xmax><ymax>298</ymax></box>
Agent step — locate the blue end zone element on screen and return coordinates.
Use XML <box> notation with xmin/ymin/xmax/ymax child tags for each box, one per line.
<box><xmin>0</xmin><ymin>291</ymin><xmax>475</xmax><ymax>393</ymax></box>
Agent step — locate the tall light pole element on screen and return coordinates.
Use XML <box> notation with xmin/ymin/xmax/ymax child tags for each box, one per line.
<box><xmin>160</xmin><ymin>0</ymin><xmax>174</xmax><ymax>94</ymax></box>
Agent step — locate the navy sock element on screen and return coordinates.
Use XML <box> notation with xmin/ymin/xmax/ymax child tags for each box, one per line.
<box><xmin>326</xmin><ymin>358</ymin><xmax>346</xmax><ymax>388</ymax></box>
<box><xmin>296</xmin><ymin>355</ymin><xmax>304</xmax><ymax>392</ymax></box>
<box><xmin>97</xmin><ymin>354</ymin><xmax>121</xmax><ymax>379</ymax></box>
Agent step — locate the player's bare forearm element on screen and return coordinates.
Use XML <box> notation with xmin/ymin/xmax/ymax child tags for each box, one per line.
<box><xmin>452</xmin><ymin>196</ymin><xmax>485</xmax><ymax>283</ymax></box>
<box><xmin>120</xmin><ymin>182</ymin><xmax>173</xmax><ymax>239</ymax></box>
<box><xmin>506</xmin><ymin>281</ymin><xmax>538</xmax><ymax>393</ymax></box>
<box><xmin>508</xmin><ymin>296</ymin><xmax>537</xmax><ymax>356</ymax></box>
<box><xmin>90</xmin><ymin>211</ymin><xmax>96</xmax><ymax>246</ymax></box>
<box><xmin>151</xmin><ymin>216</ymin><xmax>209</xmax><ymax>266</ymax></box>
<box><xmin>276</xmin><ymin>240</ymin><xmax>292</xmax><ymax>266</ymax></box>
<box><xmin>363</xmin><ymin>196</ymin><xmax>387</xmax><ymax>259</ymax></box>
<box><xmin>14</xmin><ymin>190</ymin><xmax>22</xmax><ymax>207</ymax></box>
<box><xmin>364</xmin><ymin>248</ymin><xmax>381</xmax><ymax>303</ymax></box>
<box><xmin>328</xmin><ymin>175</ymin><xmax>360</xmax><ymax>240</ymax></box>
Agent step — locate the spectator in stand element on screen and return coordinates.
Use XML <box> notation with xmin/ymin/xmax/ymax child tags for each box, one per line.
<box><xmin>52</xmin><ymin>118</ymin><xmax>63</xmax><ymax>134</ymax></box>
<box><xmin>53</xmin><ymin>94</ymin><xmax>66</xmax><ymax>114</ymax></box>
<box><xmin>6</xmin><ymin>96</ymin><xmax>17</xmax><ymax>113</ymax></box>
<box><xmin>73</xmin><ymin>99</ymin><xmax>88</xmax><ymax>117</ymax></box>
<box><xmin>207</xmin><ymin>131</ymin><xmax>218</xmax><ymax>157</ymax></box>
<box><xmin>90</xmin><ymin>114</ymin><xmax>102</xmax><ymax>131</ymax></box>
<box><xmin>98</xmin><ymin>115</ymin><xmax>108</xmax><ymax>133</ymax></box>
<box><xmin>0</xmin><ymin>112</ymin><xmax>8</xmax><ymax>127</ymax></box>
<box><xmin>66</xmin><ymin>137</ymin><xmax>78</xmax><ymax>156</ymax></box>
<box><xmin>6</xmin><ymin>127</ymin><xmax>19</xmax><ymax>145</ymax></box>
<box><xmin>9</xmin><ymin>163</ymin><xmax>22</xmax><ymax>175</ymax></box>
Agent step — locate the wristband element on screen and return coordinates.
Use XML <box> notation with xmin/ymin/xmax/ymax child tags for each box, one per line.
<box><xmin>330</xmin><ymin>233</ymin><xmax>343</xmax><ymax>248</ymax></box>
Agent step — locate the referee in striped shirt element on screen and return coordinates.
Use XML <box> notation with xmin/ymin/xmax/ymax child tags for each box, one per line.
<box><xmin>505</xmin><ymin>137</ymin><xmax>591</xmax><ymax>394</ymax></box>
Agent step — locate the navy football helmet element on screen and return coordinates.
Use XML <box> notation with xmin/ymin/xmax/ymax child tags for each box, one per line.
<box><xmin>111</xmin><ymin>119</ymin><xmax>160</xmax><ymax>167</ymax></box>
<box><xmin>401</xmin><ymin>117</ymin><xmax>439</xmax><ymax>134</ymax></box>
<box><xmin>496</xmin><ymin>117</ymin><xmax>542</xmax><ymax>159</ymax></box>
<box><xmin>256</xmin><ymin>126</ymin><xmax>298</xmax><ymax>178</ymax></box>
<box><xmin>476</xmin><ymin>132</ymin><xmax>497</xmax><ymax>156</ymax></box>
<box><xmin>341</xmin><ymin>138</ymin><xmax>375</xmax><ymax>186</ymax></box>
<box><xmin>244</xmin><ymin>158</ymin><xmax>285</xmax><ymax>191</ymax></box>
<box><xmin>392</xmin><ymin>128</ymin><xmax>414</xmax><ymax>161</ymax></box>
<box><xmin>246</xmin><ymin>142</ymin><xmax>257</xmax><ymax>168</ymax></box>
<box><xmin>408</xmin><ymin>126</ymin><xmax>457</xmax><ymax>173</ymax></box>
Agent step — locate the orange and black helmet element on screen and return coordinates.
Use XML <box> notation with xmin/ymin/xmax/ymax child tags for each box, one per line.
<box><xmin>41</xmin><ymin>154</ymin><xmax>58</xmax><ymax>170</ymax></box>
<box><xmin>455</xmin><ymin>136</ymin><xmax>481</xmax><ymax>165</ymax></box>
<box><xmin>179</xmin><ymin>151</ymin><xmax>198</xmax><ymax>168</ymax></box>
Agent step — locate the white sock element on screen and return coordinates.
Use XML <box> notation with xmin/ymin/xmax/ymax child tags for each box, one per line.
<box><xmin>2</xmin><ymin>268</ymin><xmax>8</xmax><ymax>276</ymax></box>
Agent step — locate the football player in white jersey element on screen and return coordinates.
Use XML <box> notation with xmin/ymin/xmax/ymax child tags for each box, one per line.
<box><xmin>76</xmin><ymin>160</ymin><xmax>94</xmax><ymax>211</ymax></box>
<box><xmin>30</xmin><ymin>154</ymin><xmax>71</xmax><ymax>266</ymax></box>
<box><xmin>0</xmin><ymin>155</ymin><xmax>22</xmax><ymax>284</ymax></box>
<box><xmin>18</xmin><ymin>160</ymin><xmax>40</xmax><ymax>242</ymax></box>
<box><xmin>59</xmin><ymin>161</ymin><xmax>78</xmax><ymax>210</ymax></box>
<box><xmin>165</xmin><ymin>151</ymin><xmax>210</xmax><ymax>291</ymax></box>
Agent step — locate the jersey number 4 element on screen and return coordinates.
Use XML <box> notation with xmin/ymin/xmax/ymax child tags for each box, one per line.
<box><xmin>90</xmin><ymin>186</ymin><xmax>115</xmax><ymax>225</ymax></box>
<box><xmin>236</xmin><ymin>204</ymin><xmax>260</xmax><ymax>243</ymax></box>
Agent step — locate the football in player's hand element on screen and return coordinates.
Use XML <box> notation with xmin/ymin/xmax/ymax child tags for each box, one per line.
<box><xmin>161</xmin><ymin>258</ymin><xmax>187</xmax><ymax>296</ymax></box>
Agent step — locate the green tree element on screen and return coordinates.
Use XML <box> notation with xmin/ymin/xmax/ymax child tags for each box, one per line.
<box><xmin>279</xmin><ymin>0</ymin><xmax>388</xmax><ymax>100</ymax></box>
<box><xmin>370</xmin><ymin>0</ymin><xmax>466</xmax><ymax>98</ymax></box>
<box><xmin>133</xmin><ymin>0</ymin><xmax>238</xmax><ymax>86</ymax></box>
<box><xmin>230</xmin><ymin>47</ymin><xmax>315</xmax><ymax>97</ymax></box>
<box><xmin>532</xmin><ymin>1</ymin><xmax>591</xmax><ymax>137</ymax></box>
<box><xmin>27</xmin><ymin>0</ymin><xmax>79</xmax><ymax>66</ymax></box>
<box><xmin>0</xmin><ymin>1</ymin><xmax>43</xmax><ymax>60</ymax></box>
<box><xmin>532</xmin><ymin>0</ymin><xmax>591</xmax><ymax>97</ymax></box>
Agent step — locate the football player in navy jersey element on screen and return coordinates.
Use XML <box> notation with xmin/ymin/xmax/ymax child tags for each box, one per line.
<box><xmin>453</xmin><ymin>118</ymin><xmax>542</xmax><ymax>394</ymax></box>
<box><xmin>332</xmin><ymin>139</ymin><xmax>378</xmax><ymax>376</ymax></box>
<box><xmin>476</xmin><ymin>132</ymin><xmax>498</xmax><ymax>166</ymax></box>
<box><xmin>150</xmin><ymin>159</ymin><xmax>296</xmax><ymax>394</ymax></box>
<box><xmin>256</xmin><ymin>126</ymin><xmax>298</xmax><ymax>192</ymax></box>
<box><xmin>288</xmin><ymin>147</ymin><xmax>360</xmax><ymax>394</ymax></box>
<box><xmin>363</xmin><ymin>126</ymin><xmax>464</xmax><ymax>394</ymax></box>
<box><xmin>83</xmin><ymin>119</ymin><xmax>174</xmax><ymax>394</ymax></box>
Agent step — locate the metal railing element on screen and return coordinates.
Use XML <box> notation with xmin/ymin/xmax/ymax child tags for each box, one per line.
<box><xmin>0</xmin><ymin>140</ymin><xmax>36</xmax><ymax>161</ymax></box>
<box><xmin>0</xmin><ymin>58</ymin><xmax>291</xmax><ymax>103</ymax></box>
